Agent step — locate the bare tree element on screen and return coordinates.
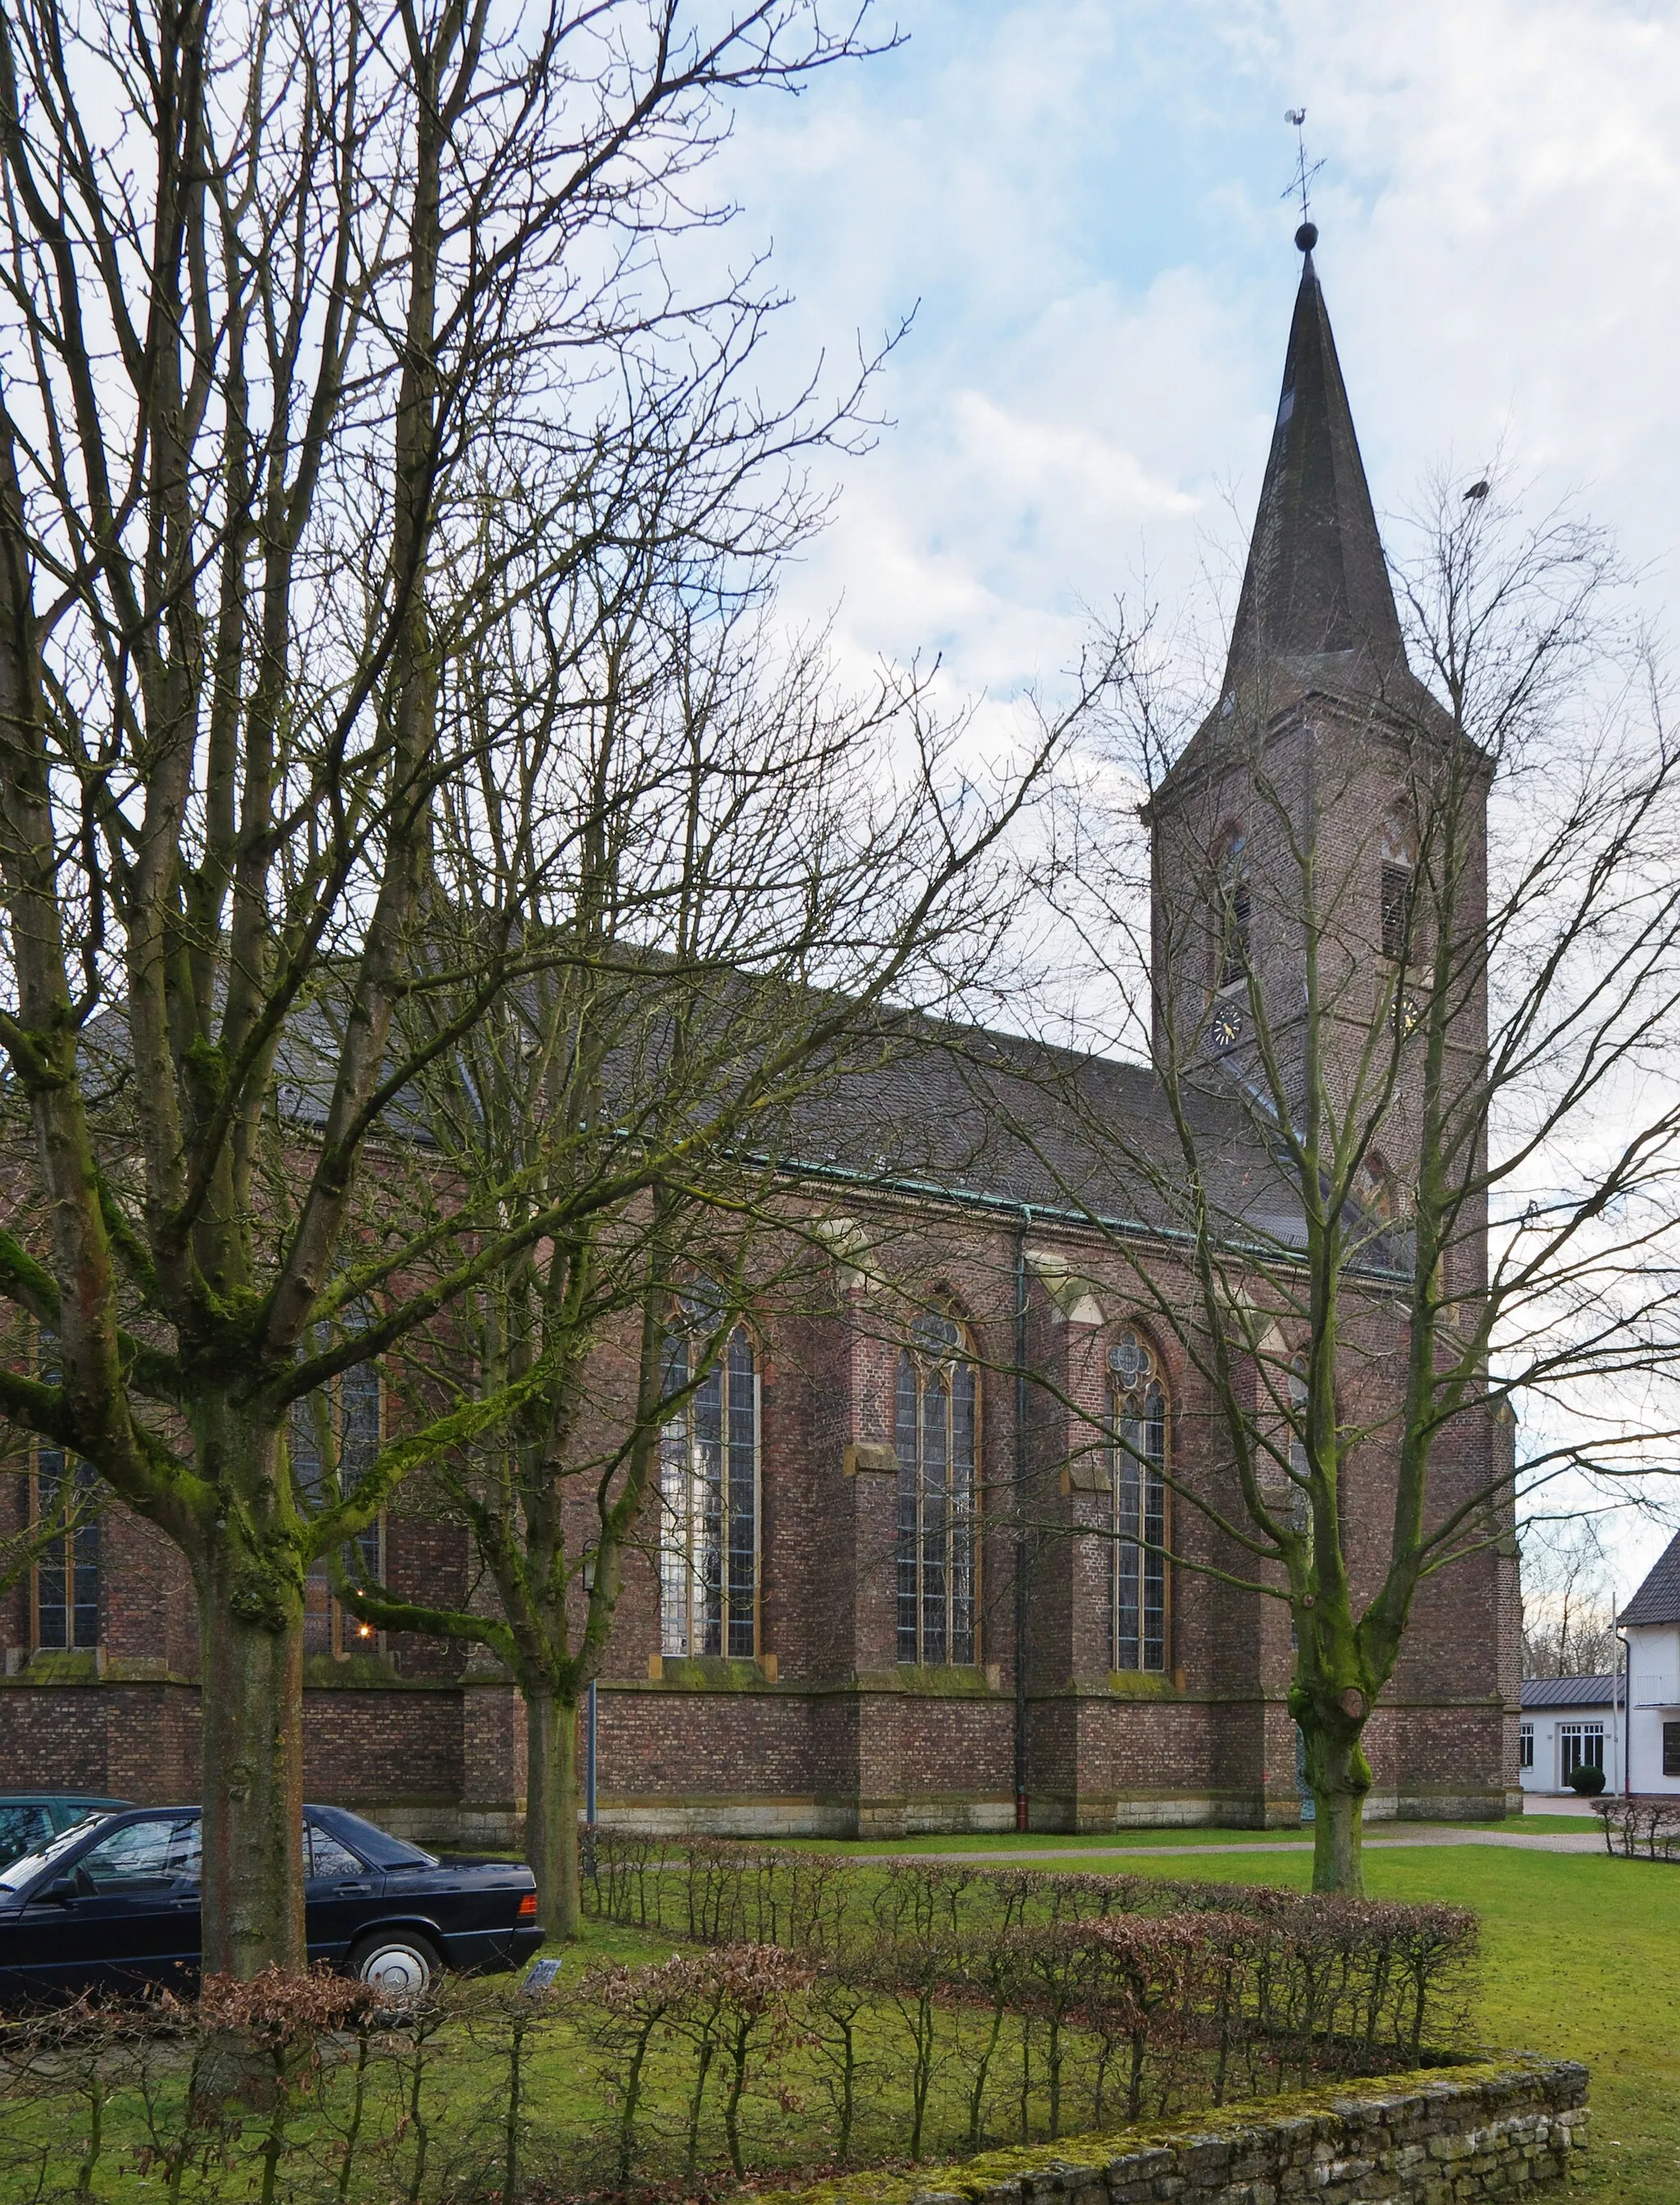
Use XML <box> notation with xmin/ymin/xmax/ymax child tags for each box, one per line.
<box><xmin>0</xmin><ymin>0</ymin><xmax>901</xmax><ymax>1974</ymax></box>
<box><xmin>1520</xmin><ymin>1518</ymin><xmax>1620</xmax><ymax>1679</ymax></box>
<box><xmin>1007</xmin><ymin>477</ymin><xmax>1680</xmax><ymax>1892</ymax></box>
<box><xmin>334</xmin><ymin>541</ymin><xmax>1085</xmax><ymax>1934</ymax></box>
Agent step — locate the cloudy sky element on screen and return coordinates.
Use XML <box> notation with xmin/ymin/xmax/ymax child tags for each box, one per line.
<box><xmin>712</xmin><ymin>0</ymin><xmax>1680</xmax><ymax>1596</ymax></box>
<box><xmin>714</xmin><ymin>0</ymin><xmax>1678</xmax><ymax>710</ymax></box>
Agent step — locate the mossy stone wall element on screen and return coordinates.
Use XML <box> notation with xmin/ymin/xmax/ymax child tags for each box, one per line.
<box><xmin>794</xmin><ymin>2056</ymin><xmax>1587</xmax><ymax>2205</ymax></box>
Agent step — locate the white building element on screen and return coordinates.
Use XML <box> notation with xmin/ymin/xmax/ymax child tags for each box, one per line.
<box><xmin>1619</xmin><ymin>1531</ymin><xmax>1680</xmax><ymax>1793</ymax></box>
<box><xmin>1518</xmin><ymin>1674</ymin><xmax>1625</xmax><ymax>1795</ymax></box>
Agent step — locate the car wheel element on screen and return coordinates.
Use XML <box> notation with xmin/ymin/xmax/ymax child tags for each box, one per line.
<box><xmin>349</xmin><ymin>1931</ymin><xmax>441</xmax><ymax>2000</ymax></box>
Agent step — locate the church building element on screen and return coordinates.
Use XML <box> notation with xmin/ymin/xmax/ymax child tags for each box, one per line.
<box><xmin>0</xmin><ymin>237</ymin><xmax>1521</xmax><ymax>1840</ymax></box>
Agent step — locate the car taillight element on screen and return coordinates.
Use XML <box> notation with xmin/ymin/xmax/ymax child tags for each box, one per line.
<box><xmin>518</xmin><ymin>1891</ymin><xmax>538</xmax><ymax>1918</ymax></box>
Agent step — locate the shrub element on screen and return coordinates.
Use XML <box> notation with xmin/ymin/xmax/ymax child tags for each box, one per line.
<box><xmin>1592</xmin><ymin>1794</ymin><xmax>1680</xmax><ymax>1858</ymax></box>
<box><xmin>0</xmin><ymin>1853</ymin><xmax>1481</xmax><ymax>2200</ymax></box>
<box><xmin>579</xmin><ymin>1942</ymin><xmax>814</xmax><ymax>2185</ymax></box>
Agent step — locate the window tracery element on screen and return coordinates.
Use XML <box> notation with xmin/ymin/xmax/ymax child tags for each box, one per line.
<box><xmin>30</xmin><ymin>1332</ymin><xmax>98</xmax><ymax>1653</ymax></box>
<box><xmin>31</xmin><ymin>1453</ymin><xmax>98</xmax><ymax>1653</ymax></box>
<box><xmin>660</xmin><ymin>1299</ymin><xmax>759</xmax><ymax>1659</ymax></box>
<box><xmin>293</xmin><ymin>1343</ymin><xmax>386</xmax><ymax>1659</ymax></box>
<box><xmin>1110</xmin><ymin>1329</ymin><xmax>1168</xmax><ymax>1673</ymax></box>
<box><xmin>896</xmin><ymin>1309</ymin><xmax>978</xmax><ymax>1665</ymax></box>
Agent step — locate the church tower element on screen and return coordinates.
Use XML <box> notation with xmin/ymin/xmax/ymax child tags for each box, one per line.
<box><xmin>1147</xmin><ymin>223</ymin><xmax>1489</xmax><ymax>1248</ymax></box>
<box><xmin>1143</xmin><ymin>228</ymin><xmax>1509</xmax><ymax>1827</ymax></box>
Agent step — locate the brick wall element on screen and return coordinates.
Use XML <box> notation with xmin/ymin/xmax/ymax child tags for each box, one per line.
<box><xmin>0</xmin><ymin>1184</ymin><xmax>1517</xmax><ymax>1839</ymax></box>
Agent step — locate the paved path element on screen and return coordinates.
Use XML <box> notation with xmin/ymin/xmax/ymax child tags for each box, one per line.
<box><xmin>862</xmin><ymin>1828</ymin><xmax>1608</xmax><ymax>1864</ymax></box>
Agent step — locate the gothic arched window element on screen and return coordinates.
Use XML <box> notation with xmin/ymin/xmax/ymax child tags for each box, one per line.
<box><xmin>1355</xmin><ymin>1149</ymin><xmax>1396</xmax><ymax>1225</ymax></box>
<box><xmin>1110</xmin><ymin>1329</ymin><xmax>1168</xmax><ymax>1673</ymax></box>
<box><xmin>896</xmin><ymin>1309</ymin><xmax>978</xmax><ymax>1666</ymax></box>
<box><xmin>1380</xmin><ymin>821</ymin><xmax>1415</xmax><ymax>964</ymax></box>
<box><xmin>1215</xmin><ymin>829</ymin><xmax>1250</xmax><ymax>990</ymax></box>
<box><xmin>1287</xmin><ymin>1355</ymin><xmax>1311</xmax><ymax>1489</ymax></box>
<box><xmin>1286</xmin><ymin>1356</ymin><xmax>1312</xmax><ymax>1653</ymax></box>
<box><xmin>30</xmin><ymin>1331</ymin><xmax>98</xmax><ymax>1653</ymax></box>
<box><xmin>293</xmin><ymin>1326</ymin><xmax>386</xmax><ymax>1659</ymax></box>
<box><xmin>660</xmin><ymin>1304</ymin><xmax>759</xmax><ymax>1658</ymax></box>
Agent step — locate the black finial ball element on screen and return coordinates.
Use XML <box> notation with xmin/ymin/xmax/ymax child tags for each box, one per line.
<box><xmin>1295</xmin><ymin>221</ymin><xmax>1318</xmax><ymax>252</ymax></box>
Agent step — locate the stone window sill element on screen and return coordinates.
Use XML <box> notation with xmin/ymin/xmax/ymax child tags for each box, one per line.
<box><xmin>646</xmin><ymin>1653</ymin><xmax>780</xmax><ymax>1688</ymax></box>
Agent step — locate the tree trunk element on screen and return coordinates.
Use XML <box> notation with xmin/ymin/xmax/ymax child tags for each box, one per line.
<box><xmin>526</xmin><ymin>1683</ymin><xmax>581</xmax><ymax>1940</ymax></box>
<box><xmin>196</xmin><ymin>1534</ymin><xmax>306</xmax><ymax>1977</ymax></box>
<box><xmin>1303</xmin><ymin>1715</ymin><xmax>1372</xmax><ymax>1896</ymax></box>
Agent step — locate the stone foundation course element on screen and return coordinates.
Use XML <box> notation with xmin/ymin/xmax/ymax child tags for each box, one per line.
<box><xmin>799</xmin><ymin>2057</ymin><xmax>1587</xmax><ymax>2205</ymax></box>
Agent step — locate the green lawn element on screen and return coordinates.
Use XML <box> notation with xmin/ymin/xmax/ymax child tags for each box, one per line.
<box><xmin>1493</xmin><ymin>1815</ymin><xmax>1605</xmax><ymax>1834</ymax></box>
<box><xmin>787</xmin><ymin>1825</ymin><xmax>1317</xmax><ymax>1852</ymax></box>
<box><xmin>781</xmin><ymin>1815</ymin><xmax>1603</xmax><ymax>1853</ymax></box>
<box><xmin>775</xmin><ymin>1830</ymin><xmax>1669</xmax><ymax>2203</ymax></box>
<box><xmin>4</xmin><ymin>1833</ymin><xmax>1654</xmax><ymax>2200</ymax></box>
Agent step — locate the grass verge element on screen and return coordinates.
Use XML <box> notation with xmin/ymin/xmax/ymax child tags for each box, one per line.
<box><xmin>774</xmin><ymin>1816</ymin><xmax>1601</xmax><ymax>1854</ymax></box>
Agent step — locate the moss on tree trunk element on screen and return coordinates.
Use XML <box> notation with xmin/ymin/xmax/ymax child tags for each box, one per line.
<box><xmin>526</xmin><ymin>1682</ymin><xmax>582</xmax><ymax>1941</ymax></box>
<box><xmin>1307</xmin><ymin>1730</ymin><xmax>1370</xmax><ymax>1893</ymax></box>
<box><xmin>1296</xmin><ymin>1672</ymin><xmax>1374</xmax><ymax>1895</ymax></box>
<box><xmin>196</xmin><ymin>1532</ymin><xmax>306</xmax><ymax>1976</ymax></box>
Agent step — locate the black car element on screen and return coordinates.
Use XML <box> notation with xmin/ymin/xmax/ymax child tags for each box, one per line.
<box><xmin>0</xmin><ymin>1794</ymin><xmax>130</xmax><ymax>1867</ymax></box>
<box><xmin>0</xmin><ymin>1804</ymin><xmax>543</xmax><ymax>2001</ymax></box>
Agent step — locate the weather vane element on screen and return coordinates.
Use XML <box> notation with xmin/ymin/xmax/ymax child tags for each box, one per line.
<box><xmin>1282</xmin><ymin>108</ymin><xmax>1324</xmax><ymax>241</ymax></box>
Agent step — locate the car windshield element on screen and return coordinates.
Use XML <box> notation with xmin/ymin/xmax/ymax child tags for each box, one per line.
<box><xmin>0</xmin><ymin>1814</ymin><xmax>114</xmax><ymax>1892</ymax></box>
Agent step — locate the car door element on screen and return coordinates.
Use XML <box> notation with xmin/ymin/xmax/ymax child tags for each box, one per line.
<box><xmin>18</xmin><ymin>1814</ymin><xmax>203</xmax><ymax>1995</ymax></box>
<box><xmin>304</xmin><ymin>1818</ymin><xmax>382</xmax><ymax>1965</ymax></box>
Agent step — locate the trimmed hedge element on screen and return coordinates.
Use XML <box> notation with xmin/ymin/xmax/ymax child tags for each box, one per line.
<box><xmin>1592</xmin><ymin>1793</ymin><xmax>1680</xmax><ymax>1858</ymax></box>
<box><xmin>583</xmin><ymin>1835</ymin><xmax>1478</xmax><ymax>2070</ymax></box>
<box><xmin>0</xmin><ymin>1849</ymin><xmax>1481</xmax><ymax>2201</ymax></box>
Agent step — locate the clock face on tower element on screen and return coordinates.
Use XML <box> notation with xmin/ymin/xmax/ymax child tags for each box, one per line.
<box><xmin>1397</xmin><ymin>993</ymin><xmax>1424</xmax><ymax>1039</ymax></box>
<box><xmin>1210</xmin><ymin>999</ymin><xmax>1243</xmax><ymax>1050</ymax></box>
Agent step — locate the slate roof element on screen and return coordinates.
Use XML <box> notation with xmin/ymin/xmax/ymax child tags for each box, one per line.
<box><xmin>769</xmin><ymin>1014</ymin><xmax>1404</xmax><ymax>1267</ymax></box>
<box><xmin>1520</xmin><ymin>1674</ymin><xmax>1619</xmax><ymax>1711</ymax></box>
<box><xmin>1224</xmin><ymin>245</ymin><xmax>1399</xmax><ymax>685</ymax></box>
<box><xmin>1619</xmin><ymin>1529</ymin><xmax>1680</xmax><ymax>1627</ymax></box>
<box><xmin>1217</xmin><ymin>242</ymin><xmax>1445</xmax><ymax>724</ymax></box>
<box><xmin>74</xmin><ymin>964</ymin><xmax>1335</xmax><ymax>1262</ymax></box>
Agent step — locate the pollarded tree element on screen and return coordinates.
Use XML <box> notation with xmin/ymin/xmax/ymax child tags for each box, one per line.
<box><xmin>0</xmin><ymin>0</ymin><xmax>905</xmax><ymax>1974</ymax></box>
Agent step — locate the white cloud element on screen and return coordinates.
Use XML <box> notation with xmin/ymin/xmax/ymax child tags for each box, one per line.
<box><xmin>703</xmin><ymin>0</ymin><xmax>1680</xmax><ymax>1587</ymax></box>
<box><xmin>711</xmin><ymin>0</ymin><xmax>1680</xmax><ymax>697</ymax></box>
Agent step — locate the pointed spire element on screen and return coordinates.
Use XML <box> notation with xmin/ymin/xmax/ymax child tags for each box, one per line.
<box><xmin>1221</xmin><ymin>231</ymin><xmax>1409</xmax><ymax>700</ymax></box>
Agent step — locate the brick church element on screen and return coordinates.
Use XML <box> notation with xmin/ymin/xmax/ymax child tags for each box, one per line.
<box><xmin>0</xmin><ymin>239</ymin><xmax>1521</xmax><ymax>1841</ymax></box>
